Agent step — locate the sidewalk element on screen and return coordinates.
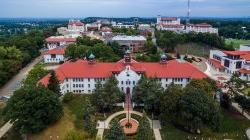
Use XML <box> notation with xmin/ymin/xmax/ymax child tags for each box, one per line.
<box><xmin>0</xmin><ymin>121</ymin><xmax>13</xmax><ymax>139</ymax></box>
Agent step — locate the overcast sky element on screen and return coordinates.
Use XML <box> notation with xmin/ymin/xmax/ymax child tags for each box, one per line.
<box><xmin>1</xmin><ymin>0</ymin><xmax>250</xmax><ymax>18</ymax></box>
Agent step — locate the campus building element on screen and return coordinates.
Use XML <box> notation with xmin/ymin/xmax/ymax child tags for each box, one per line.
<box><xmin>39</xmin><ymin>52</ymin><xmax>207</xmax><ymax>95</ymax></box>
<box><xmin>45</xmin><ymin>36</ymin><xmax>76</xmax><ymax>50</ymax></box>
<box><xmin>156</xmin><ymin>15</ymin><xmax>218</xmax><ymax>34</ymax></box>
<box><xmin>156</xmin><ymin>16</ymin><xmax>185</xmax><ymax>32</ymax></box>
<box><xmin>43</xmin><ymin>48</ymin><xmax>65</xmax><ymax>63</ymax></box>
<box><xmin>209</xmin><ymin>50</ymin><xmax>250</xmax><ymax>81</ymax></box>
<box><xmin>110</xmin><ymin>35</ymin><xmax>147</xmax><ymax>52</ymax></box>
<box><xmin>186</xmin><ymin>23</ymin><xmax>218</xmax><ymax>34</ymax></box>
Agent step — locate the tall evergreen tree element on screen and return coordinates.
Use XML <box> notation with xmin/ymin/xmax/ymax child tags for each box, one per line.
<box><xmin>47</xmin><ymin>70</ymin><xmax>61</xmax><ymax>95</ymax></box>
<box><xmin>106</xmin><ymin>119</ymin><xmax>125</xmax><ymax>140</ymax></box>
<box><xmin>136</xmin><ymin>113</ymin><xmax>153</xmax><ymax>140</ymax></box>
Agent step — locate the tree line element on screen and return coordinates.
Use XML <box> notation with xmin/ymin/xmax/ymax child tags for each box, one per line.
<box><xmin>133</xmin><ymin>77</ymin><xmax>221</xmax><ymax>133</ymax></box>
<box><xmin>155</xmin><ymin>31</ymin><xmax>234</xmax><ymax>53</ymax></box>
<box><xmin>0</xmin><ymin>29</ymin><xmax>55</xmax><ymax>87</ymax></box>
<box><xmin>66</xmin><ymin>36</ymin><xmax>124</xmax><ymax>62</ymax></box>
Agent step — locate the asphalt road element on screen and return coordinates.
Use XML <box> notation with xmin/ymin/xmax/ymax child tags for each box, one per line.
<box><xmin>0</xmin><ymin>56</ymin><xmax>42</xmax><ymax>97</ymax></box>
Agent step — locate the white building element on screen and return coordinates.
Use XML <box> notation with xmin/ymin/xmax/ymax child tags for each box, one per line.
<box><xmin>112</xmin><ymin>22</ymin><xmax>135</xmax><ymax>29</ymax></box>
<box><xmin>111</xmin><ymin>35</ymin><xmax>147</xmax><ymax>52</ymax></box>
<box><xmin>209</xmin><ymin>50</ymin><xmax>250</xmax><ymax>81</ymax></box>
<box><xmin>239</xmin><ymin>44</ymin><xmax>250</xmax><ymax>51</ymax></box>
<box><xmin>186</xmin><ymin>23</ymin><xmax>218</xmax><ymax>34</ymax></box>
<box><xmin>39</xmin><ymin>53</ymin><xmax>207</xmax><ymax>95</ymax></box>
<box><xmin>68</xmin><ymin>20</ymin><xmax>85</xmax><ymax>32</ymax></box>
<box><xmin>100</xmin><ymin>27</ymin><xmax>112</xmax><ymax>36</ymax></box>
<box><xmin>156</xmin><ymin>16</ymin><xmax>185</xmax><ymax>32</ymax></box>
<box><xmin>45</xmin><ymin>36</ymin><xmax>76</xmax><ymax>50</ymax></box>
<box><xmin>85</xmin><ymin>23</ymin><xmax>101</xmax><ymax>31</ymax></box>
<box><xmin>43</xmin><ymin>48</ymin><xmax>65</xmax><ymax>63</ymax></box>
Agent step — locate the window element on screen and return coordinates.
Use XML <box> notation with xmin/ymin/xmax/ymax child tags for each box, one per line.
<box><xmin>88</xmin><ymin>84</ymin><xmax>90</xmax><ymax>88</ymax></box>
<box><xmin>133</xmin><ymin>81</ymin><xmax>135</xmax><ymax>85</ymax></box>
<box><xmin>66</xmin><ymin>78</ymin><xmax>68</xmax><ymax>82</ymax></box>
<box><xmin>82</xmin><ymin>84</ymin><xmax>84</xmax><ymax>87</ymax></box>
<box><xmin>73</xmin><ymin>84</ymin><xmax>75</xmax><ymax>88</ymax></box>
<box><xmin>166</xmin><ymin>78</ymin><xmax>168</xmax><ymax>82</ymax></box>
<box><xmin>66</xmin><ymin>84</ymin><xmax>69</xmax><ymax>88</ymax></box>
<box><xmin>88</xmin><ymin>78</ymin><xmax>90</xmax><ymax>82</ymax></box>
<box><xmin>121</xmin><ymin>81</ymin><xmax>124</xmax><ymax>85</ymax></box>
<box><xmin>76</xmin><ymin>84</ymin><xmax>78</xmax><ymax>88</ymax></box>
<box><xmin>166</xmin><ymin>84</ymin><xmax>168</xmax><ymax>87</ymax></box>
<box><xmin>121</xmin><ymin>87</ymin><xmax>124</xmax><ymax>91</ymax></box>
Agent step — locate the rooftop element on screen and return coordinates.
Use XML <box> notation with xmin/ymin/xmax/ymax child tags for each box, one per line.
<box><xmin>38</xmin><ymin>58</ymin><xmax>207</xmax><ymax>86</ymax></box>
<box><xmin>112</xmin><ymin>35</ymin><xmax>146</xmax><ymax>41</ymax></box>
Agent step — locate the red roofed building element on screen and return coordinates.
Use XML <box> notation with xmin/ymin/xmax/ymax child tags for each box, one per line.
<box><xmin>156</xmin><ymin>15</ymin><xmax>184</xmax><ymax>32</ymax></box>
<box><xmin>68</xmin><ymin>20</ymin><xmax>85</xmax><ymax>32</ymax></box>
<box><xmin>209</xmin><ymin>49</ymin><xmax>250</xmax><ymax>81</ymax></box>
<box><xmin>186</xmin><ymin>23</ymin><xmax>218</xmax><ymax>34</ymax></box>
<box><xmin>44</xmin><ymin>48</ymin><xmax>65</xmax><ymax>63</ymax></box>
<box><xmin>45</xmin><ymin>36</ymin><xmax>76</xmax><ymax>50</ymax></box>
<box><xmin>39</xmin><ymin>52</ymin><xmax>207</xmax><ymax>94</ymax></box>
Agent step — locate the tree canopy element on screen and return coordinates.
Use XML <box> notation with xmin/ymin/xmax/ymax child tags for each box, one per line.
<box><xmin>91</xmin><ymin>76</ymin><xmax>124</xmax><ymax>112</ymax></box>
<box><xmin>47</xmin><ymin>70</ymin><xmax>61</xmax><ymax>95</ymax></box>
<box><xmin>3</xmin><ymin>86</ymin><xmax>63</xmax><ymax>134</ymax></box>
<box><xmin>105</xmin><ymin>119</ymin><xmax>125</xmax><ymax>140</ymax></box>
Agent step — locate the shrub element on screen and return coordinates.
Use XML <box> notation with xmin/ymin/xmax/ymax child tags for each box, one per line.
<box><xmin>63</xmin><ymin>92</ymin><xmax>74</xmax><ymax>103</ymax></box>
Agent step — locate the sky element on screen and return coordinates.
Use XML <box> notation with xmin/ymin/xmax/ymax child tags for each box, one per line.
<box><xmin>0</xmin><ymin>0</ymin><xmax>250</xmax><ymax>18</ymax></box>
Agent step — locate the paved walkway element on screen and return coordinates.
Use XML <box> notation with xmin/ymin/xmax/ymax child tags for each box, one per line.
<box><xmin>0</xmin><ymin>56</ymin><xmax>42</xmax><ymax>96</ymax></box>
<box><xmin>0</xmin><ymin>121</ymin><xmax>13</xmax><ymax>139</ymax></box>
<box><xmin>96</xmin><ymin>110</ymin><xmax>162</xmax><ymax>140</ymax></box>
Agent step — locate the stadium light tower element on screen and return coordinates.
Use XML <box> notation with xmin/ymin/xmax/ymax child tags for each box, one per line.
<box><xmin>186</xmin><ymin>0</ymin><xmax>191</xmax><ymax>25</ymax></box>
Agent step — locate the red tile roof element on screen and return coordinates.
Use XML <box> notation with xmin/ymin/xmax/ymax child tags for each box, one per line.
<box><xmin>223</xmin><ymin>51</ymin><xmax>250</xmax><ymax>56</ymax></box>
<box><xmin>46</xmin><ymin>36</ymin><xmax>76</xmax><ymax>43</ymax></box>
<box><xmin>194</xmin><ymin>23</ymin><xmax>212</xmax><ymax>28</ymax></box>
<box><xmin>241</xmin><ymin>54</ymin><xmax>250</xmax><ymax>61</ymax></box>
<box><xmin>208</xmin><ymin>58</ymin><xmax>224</xmax><ymax>69</ymax></box>
<box><xmin>38</xmin><ymin>59</ymin><xmax>207</xmax><ymax>86</ymax></box>
<box><xmin>161</xmin><ymin>24</ymin><xmax>184</xmax><ymax>28</ymax></box>
<box><xmin>44</xmin><ymin>48</ymin><xmax>65</xmax><ymax>55</ymax></box>
<box><xmin>101</xmin><ymin>27</ymin><xmax>112</xmax><ymax>32</ymax></box>
<box><xmin>161</xmin><ymin>17</ymin><xmax>178</xmax><ymax>21</ymax></box>
<box><xmin>239</xmin><ymin>69</ymin><xmax>250</xmax><ymax>74</ymax></box>
<box><xmin>68</xmin><ymin>20</ymin><xmax>84</xmax><ymax>26</ymax></box>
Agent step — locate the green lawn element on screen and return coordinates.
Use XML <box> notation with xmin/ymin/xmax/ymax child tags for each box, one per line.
<box><xmin>161</xmin><ymin>109</ymin><xmax>250</xmax><ymax>140</ymax></box>
<box><xmin>176</xmin><ymin>43</ymin><xmax>212</xmax><ymax>57</ymax></box>
<box><xmin>226</xmin><ymin>39</ymin><xmax>250</xmax><ymax>49</ymax></box>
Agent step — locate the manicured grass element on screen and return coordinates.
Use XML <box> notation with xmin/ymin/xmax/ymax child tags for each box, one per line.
<box><xmin>226</xmin><ymin>39</ymin><xmax>250</xmax><ymax>49</ymax></box>
<box><xmin>176</xmin><ymin>43</ymin><xmax>211</xmax><ymax>57</ymax></box>
<box><xmin>161</xmin><ymin>109</ymin><xmax>250</xmax><ymax>140</ymax></box>
<box><xmin>242</xmin><ymin>87</ymin><xmax>250</xmax><ymax>96</ymax></box>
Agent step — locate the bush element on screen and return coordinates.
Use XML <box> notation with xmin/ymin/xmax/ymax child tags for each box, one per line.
<box><xmin>63</xmin><ymin>92</ymin><xmax>74</xmax><ymax>103</ymax></box>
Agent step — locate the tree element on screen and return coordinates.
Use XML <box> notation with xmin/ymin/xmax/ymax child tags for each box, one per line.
<box><xmin>83</xmin><ymin>100</ymin><xmax>95</xmax><ymax>136</ymax></box>
<box><xmin>23</xmin><ymin>63</ymin><xmax>49</xmax><ymax>86</ymax></box>
<box><xmin>3</xmin><ymin>86</ymin><xmax>63</xmax><ymax>134</ymax></box>
<box><xmin>160</xmin><ymin>83</ymin><xmax>183</xmax><ymax>122</ymax></box>
<box><xmin>220</xmin><ymin>93</ymin><xmax>231</xmax><ymax>109</ymax></box>
<box><xmin>47</xmin><ymin>70</ymin><xmax>61</xmax><ymax>95</ymax></box>
<box><xmin>136</xmin><ymin>113</ymin><xmax>152</xmax><ymax>140</ymax></box>
<box><xmin>179</xmin><ymin>88</ymin><xmax>221</xmax><ymax>132</ymax></box>
<box><xmin>185</xmin><ymin>79</ymin><xmax>215</xmax><ymax>95</ymax></box>
<box><xmin>133</xmin><ymin>77</ymin><xmax>164</xmax><ymax>115</ymax></box>
<box><xmin>225</xmin><ymin>73</ymin><xmax>247</xmax><ymax>95</ymax></box>
<box><xmin>234</xmin><ymin>95</ymin><xmax>250</xmax><ymax>114</ymax></box>
<box><xmin>105</xmin><ymin>119</ymin><xmax>125</xmax><ymax>140</ymax></box>
<box><xmin>91</xmin><ymin>77</ymin><xmax>124</xmax><ymax>112</ymax></box>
